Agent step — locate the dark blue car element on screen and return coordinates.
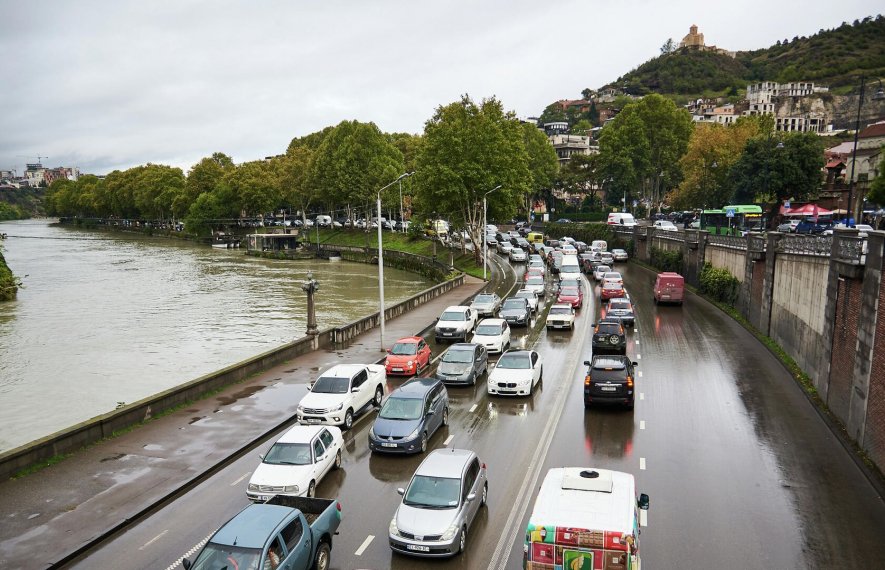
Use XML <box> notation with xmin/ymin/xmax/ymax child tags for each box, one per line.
<box><xmin>368</xmin><ymin>377</ymin><xmax>448</xmax><ymax>454</ymax></box>
<box><xmin>795</xmin><ymin>219</ymin><xmax>829</xmax><ymax>234</ymax></box>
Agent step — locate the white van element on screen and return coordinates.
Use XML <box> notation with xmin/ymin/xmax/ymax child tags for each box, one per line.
<box><xmin>591</xmin><ymin>240</ymin><xmax>608</xmax><ymax>252</ymax></box>
<box><xmin>314</xmin><ymin>215</ymin><xmax>332</xmax><ymax>227</ymax></box>
<box><xmin>524</xmin><ymin>467</ymin><xmax>649</xmax><ymax>569</ymax></box>
<box><xmin>559</xmin><ymin>254</ymin><xmax>581</xmax><ymax>281</ymax></box>
<box><xmin>607</xmin><ymin>213</ymin><xmax>637</xmax><ymax>227</ymax></box>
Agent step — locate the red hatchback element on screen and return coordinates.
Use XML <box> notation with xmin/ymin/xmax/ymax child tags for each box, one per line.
<box><xmin>557</xmin><ymin>285</ymin><xmax>583</xmax><ymax>309</ymax></box>
<box><xmin>385</xmin><ymin>336</ymin><xmax>432</xmax><ymax>376</ymax></box>
<box><xmin>600</xmin><ymin>282</ymin><xmax>626</xmax><ymax>303</ymax></box>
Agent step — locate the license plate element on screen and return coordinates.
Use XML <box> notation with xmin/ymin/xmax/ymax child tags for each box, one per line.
<box><xmin>443</xmin><ymin>332</ymin><xmax>453</xmax><ymax>336</ymax></box>
<box><xmin>600</xmin><ymin>386</ymin><xmax>617</xmax><ymax>392</ymax></box>
<box><xmin>381</xmin><ymin>442</ymin><xmax>397</xmax><ymax>448</ymax></box>
<box><xmin>306</xmin><ymin>418</ymin><xmax>321</xmax><ymax>423</ymax></box>
<box><xmin>662</xmin><ymin>295</ymin><xmax>670</xmax><ymax>299</ymax></box>
<box><xmin>406</xmin><ymin>545</ymin><xmax>430</xmax><ymax>552</ymax></box>
<box><xmin>259</xmin><ymin>495</ymin><xmax>270</xmax><ymax>501</ymax></box>
<box><xmin>392</xmin><ymin>367</ymin><xmax>402</xmax><ymax>372</ymax></box>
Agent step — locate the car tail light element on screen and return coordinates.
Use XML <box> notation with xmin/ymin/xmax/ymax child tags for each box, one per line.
<box><xmin>627</xmin><ymin>376</ymin><xmax>634</xmax><ymax>389</ymax></box>
<box><xmin>584</xmin><ymin>375</ymin><xmax>592</xmax><ymax>386</ymax></box>
<box><xmin>337</xmin><ymin>501</ymin><xmax>342</xmax><ymax>513</ymax></box>
<box><xmin>482</xmin><ymin>463</ymin><xmax>487</xmax><ymax>469</ymax></box>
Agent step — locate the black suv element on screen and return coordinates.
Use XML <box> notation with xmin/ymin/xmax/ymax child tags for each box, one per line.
<box><xmin>591</xmin><ymin>319</ymin><xmax>627</xmax><ymax>355</ymax></box>
<box><xmin>583</xmin><ymin>355</ymin><xmax>638</xmax><ymax>409</ymax></box>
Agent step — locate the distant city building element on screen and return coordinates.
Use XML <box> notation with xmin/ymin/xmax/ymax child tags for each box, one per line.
<box><xmin>677</xmin><ymin>24</ymin><xmax>735</xmax><ymax>57</ymax></box>
<box><xmin>543</xmin><ymin>122</ymin><xmax>569</xmax><ymax>136</ymax></box>
<box><xmin>24</xmin><ymin>163</ymin><xmax>46</xmax><ymax>187</ymax></box>
<box><xmin>741</xmin><ymin>81</ymin><xmax>830</xmax><ymax>133</ymax></box>
<box><xmin>692</xmin><ymin>103</ymin><xmax>738</xmax><ymax>125</ymax></box>
<box><xmin>548</xmin><ymin>133</ymin><xmax>594</xmax><ymax>164</ymax></box>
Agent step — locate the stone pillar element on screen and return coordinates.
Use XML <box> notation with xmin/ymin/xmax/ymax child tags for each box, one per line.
<box><xmin>693</xmin><ymin>231</ymin><xmax>710</xmax><ymax>286</ymax></box>
<box><xmin>759</xmin><ymin>232</ymin><xmax>784</xmax><ymax>336</ymax></box>
<box><xmin>742</xmin><ymin>233</ymin><xmax>766</xmax><ymax>323</ymax></box>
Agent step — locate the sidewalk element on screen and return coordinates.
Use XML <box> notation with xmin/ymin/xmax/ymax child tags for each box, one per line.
<box><xmin>0</xmin><ymin>275</ymin><xmax>487</xmax><ymax>569</ymax></box>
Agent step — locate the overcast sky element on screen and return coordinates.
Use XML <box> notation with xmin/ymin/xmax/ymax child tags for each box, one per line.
<box><xmin>1</xmin><ymin>0</ymin><xmax>880</xmax><ymax>175</ymax></box>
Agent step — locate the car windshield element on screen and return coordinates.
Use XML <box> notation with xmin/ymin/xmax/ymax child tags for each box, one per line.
<box><xmin>443</xmin><ymin>349</ymin><xmax>475</xmax><ymax>363</ymax></box>
<box><xmin>502</xmin><ymin>299</ymin><xmax>525</xmax><ymax>309</ymax></box>
<box><xmin>526</xmin><ymin>277</ymin><xmax>544</xmax><ymax>286</ymax></box>
<box><xmin>475</xmin><ymin>324</ymin><xmax>503</xmax><ymax>336</ymax></box>
<box><xmin>496</xmin><ymin>353</ymin><xmax>531</xmax><ymax>369</ymax></box>
<box><xmin>440</xmin><ymin>311</ymin><xmax>466</xmax><ymax>321</ymax></box>
<box><xmin>473</xmin><ymin>295</ymin><xmax>495</xmax><ymax>304</ymax></box>
<box><xmin>403</xmin><ymin>475</ymin><xmax>461</xmax><ymax>509</ymax></box>
<box><xmin>263</xmin><ymin>442</ymin><xmax>312</xmax><ymax>465</ymax></box>
<box><xmin>596</xmin><ymin>266</ymin><xmax>610</xmax><ymax>273</ymax></box>
<box><xmin>379</xmin><ymin>397</ymin><xmax>423</xmax><ymax>420</ymax></box>
<box><xmin>560</xmin><ymin>287</ymin><xmax>579</xmax><ymax>296</ymax></box>
<box><xmin>550</xmin><ymin>307</ymin><xmax>572</xmax><ymax>315</ymax></box>
<box><xmin>312</xmin><ymin>376</ymin><xmax>349</xmax><ymax>394</ymax></box>
<box><xmin>189</xmin><ymin>543</ymin><xmax>261</xmax><ymax>570</ymax></box>
<box><xmin>516</xmin><ymin>291</ymin><xmax>533</xmax><ymax>299</ymax></box>
<box><xmin>609</xmin><ymin>300</ymin><xmax>630</xmax><ymax>309</ymax></box>
<box><xmin>390</xmin><ymin>342</ymin><xmax>417</xmax><ymax>356</ymax></box>
<box><xmin>598</xmin><ymin>323</ymin><xmax>621</xmax><ymax>334</ymax></box>
<box><xmin>604</xmin><ymin>273</ymin><xmax>621</xmax><ymax>279</ymax></box>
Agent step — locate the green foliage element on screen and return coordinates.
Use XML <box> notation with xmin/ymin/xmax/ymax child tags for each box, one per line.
<box><xmin>619</xmin><ymin>49</ymin><xmax>748</xmax><ymax>96</ymax></box>
<box><xmin>699</xmin><ymin>262</ymin><xmax>739</xmax><ymax>304</ymax></box>
<box><xmin>0</xmin><ymin>201</ymin><xmax>26</xmax><ymax>220</ymax></box>
<box><xmin>0</xmin><ymin>250</ymin><xmax>19</xmax><ymax>301</ymax></box>
<box><xmin>649</xmin><ymin>246</ymin><xmax>683</xmax><ymax>273</ymax></box>
<box><xmin>868</xmin><ymin>147</ymin><xmax>885</xmax><ymax>206</ymax></box>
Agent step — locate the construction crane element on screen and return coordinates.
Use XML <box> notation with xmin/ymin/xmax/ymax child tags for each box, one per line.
<box><xmin>17</xmin><ymin>154</ymin><xmax>49</xmax><ymax>165</ymax></box>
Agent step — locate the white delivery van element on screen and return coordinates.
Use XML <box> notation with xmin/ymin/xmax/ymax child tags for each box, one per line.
<box><xmin>559</xmin><ymin>254</ymin><xmax>581</xmax><ymax>281</ymax></box>
<box><xmin>524</xmin><ymin>467</ymin><xmax>649</xmax><ymax>570</ymax></box>
<box><xmin>591</xmin><ymin>240</ymin><xmax>608</xmax><ymax>252</ymax></box>
<box><xmin>607</xmin><ymin>213</ymin><xmax>637</xmax><ymax>227</ymax></box>
<box><xmin>314</xmin><ymin>215</ymin><xmax>332</xmax><ymax>227</ymax></box>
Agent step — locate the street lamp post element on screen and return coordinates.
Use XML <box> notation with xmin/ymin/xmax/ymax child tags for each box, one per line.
<box><xmin>377</xmin><ymin>172</ymin><xmax>413</xmax><ymax>350</ymax></box>
<box><xmin>301</xmin><ymin>270</ymin><xmax>320</xmax><ymax>336</ymax></box>
<box><xmin>483</xmin><ymin>185</ymin><xmax>502</xmax><ymax>281</ymax></box>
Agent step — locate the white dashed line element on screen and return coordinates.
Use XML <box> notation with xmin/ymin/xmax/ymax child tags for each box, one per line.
<box><xmin>634</xmin><ymin>328</ymin><xmax>638</xmax><ymax>333</ymax></box>
<box><xmin>167</xmin><ymin>530</ymin><xmax>216</xmax><ymax>570</ymax></box>
<box><xmin>638</xmin><ymin>371</ymin><xmax>643</xmax><ymax>378</ymax></box>
<box><xmin>636</xmin><ymin>353</ymin><xmax>641</xmax><ymax>360</ymax></box>
<box><xmin>635</xmin><ymin>339</ymin><xmax>640</xmax><ymax>345</ymax></box>
<box><xmin>230</xmin><ymin>471</ymin><xmax>251</xmax><ymax>486</ymax></box>
<box><xmin>640</xmin><ymin>420</ymin><xmax>646</xmax><ymax>430</ymax></box>
<box><xmin>444</xmin><ymin>434</ymin><xmax>455</xmax><ymax>446</ymax></box>
<box><xmin>468</xmin><ymin>404</ymin><xmax>478</xmax><ymax>413</ymax></box>
<box><xmin>640</xmin><ymin>393</ymin><xmax>645</xmax><ymax>400</ymax></box>
<box><xmin>139</xmin><ymin>529</ymin><xmax>168</xmax><ymax>550</ymax></box>
<box><xmin>640</xmin><ymin>457</ymin><xmax>647</xmax><ymax>470</ymax></box>
<box><xmin>355</xmin><ymin>535</ymin><xmax>375</xmax><ymax>556</ymax></box>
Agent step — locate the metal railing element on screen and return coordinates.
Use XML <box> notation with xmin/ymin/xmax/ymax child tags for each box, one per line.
<box><xmin>777</xmin><ymin>234</ymin><xmax>832</xmax><ymax>256</ymax></box>
<box><xmin>747</xmin><ymin>234</ymin><xmax>766</xmax><ymax>252</ymax></box>
<box><xmin>707</xmin><ymin>234</ymin><xmax>748</xmax><ymax>250</ymax></box>
<box><xmin>655</xmin><ymin>230</ymin><xmax>686</xmax><ymax>243</ymax></box>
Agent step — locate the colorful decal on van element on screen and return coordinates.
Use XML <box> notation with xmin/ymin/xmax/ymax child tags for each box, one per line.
<box><xmin>525</xmin><ymin>524</ymin><xmax>633</xmax><ymax>569</ymax></box>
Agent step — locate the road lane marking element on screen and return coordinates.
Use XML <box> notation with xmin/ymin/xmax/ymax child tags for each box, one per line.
<box><xmin>468</xmin><ymin>403</ymin><xmax>478</xmax><ymax>413</ymax></box>
<box><xmin>167</xmin><ymin>529</ymin><xmax>216</xmax><ymax>570</ymax></box>
<box><xmin>634</xmin><ymin>328</ymin><xmax>638</xmax><ymax>333</ymax></box>
<box><xmin>640</xmin><ymin>420</ymin><xmax>646</xmax><ymax>430</ymax></box>
<box><xmin>230</xmin><ymin>471</ymin><xmax>251</xmax><ymax>486</ymax></box>
<box><xmin>355</xmin><ymin>535</ymin><xmax>374</xmax><ymax>556</ymax></box>
<box><xmin>640</xmin><ymin>393</ymin><xmax>645</xmax><ymax>400</ymax></box>
<box><xmin>489</xmin><ymin>286</ymin><xmax>591</xmax><ymax>569</ymax></box>
<box><xmin>444</xmin><ymin>435</ymin><xmax>454</xmax><ymax>446</ymax></box>
<box><xmin>636</xmin><ymin>353</ymin><xmax>641</xmax><ymax>359</ymax></box>
<box><xmin>638</xmin><ymin>371</ymin><xmax>643</xmax><ymax>378</ymax></box>
<box><xmin>635</xmin><ymin>339</ymin><xmax>640</xmax><ymax>345</ymax></box>
<box><xmin>640</xmin><ymin>510</ymin><xmax>648</xmax><ymax>527</ymax></box>
<box><xmin>139</xmin><ymin>529</ymin><xmax>168</xmax><ymax>550</ymax></box>
<box><xmin>640</xmin><ymin>457</ymin><xmax>646</xmax><ymax>470</ymax></box>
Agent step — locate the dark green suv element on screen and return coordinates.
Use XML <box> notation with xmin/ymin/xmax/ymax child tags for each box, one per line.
<box><xmin>591</xmin><ymin>319</ymin><xmax>627</xmax><ymax>355</ymax></box>
<box><xmin>583</xmin><ymin>355</ymin><xmax>638</xmax><ymax>409</ymax></box>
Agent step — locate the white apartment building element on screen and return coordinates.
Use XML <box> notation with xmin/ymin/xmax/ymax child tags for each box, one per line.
<box><xmin>548</xmin><ymin>134</ymin><xmax>594</xmax><ymax>164</ymax></box>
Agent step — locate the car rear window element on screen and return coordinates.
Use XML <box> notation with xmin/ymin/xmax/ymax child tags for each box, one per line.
<box><xmin>597</xmin><ymin>323</ymin><xmax>621</xmax><ymax>334</ymax></box>
<box><xmin>602</xmin><ymin>283</ymin><xmax>622</xmax><ymax>290</ymax></box>
<box><xmin>589</xmin><ymin>369</ymin><xmax>627</xmax><ymax>383</ymax></box>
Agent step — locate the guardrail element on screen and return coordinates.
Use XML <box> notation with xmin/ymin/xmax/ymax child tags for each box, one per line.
<box><xmin>778</xmin><ymin>234</ymin><xmax>832</xmax><ymax>256</ymax></box>
<box><xmin>655</xmin><ymin>230</ymin><xmax>686</xmax><ymax>242</ymax></box>
<box><xmin>707</xmin><ymin>234</ymin><xmax>748</xmax><ymax>250</ymax></box>
<box><xmin>834</xmin><ymin>235</ymin><xmax>865</xmax><ymax>264</ymax></box>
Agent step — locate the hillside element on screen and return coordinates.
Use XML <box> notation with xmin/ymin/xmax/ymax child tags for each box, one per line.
<box><xmin>615</xmin><ymin>15</ymin><xmax>884</xmax><ymax>98</ymax></box>
<box><xmin>0</xmin><ymin>186</ymin><xmax>46</xmax><ymax>219</ymax></box>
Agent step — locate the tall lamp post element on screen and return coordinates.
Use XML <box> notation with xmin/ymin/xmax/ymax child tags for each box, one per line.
<box><xmin>483</xmin><ymin>184</ymin><xmax>502</xmax><ymax>281</ymax></box>
<box><xmin>377</xmin><ymin>171</ymin><xmax>413</xmax><ymax>350</ymax></box>
<box><xmin>301</xmin><ymin>270</ymin><xmax>320</xmax><ymax>336</ymax></box>
<box><xmin>846</xmin><ymin>77</ymin><xmax>885</xmax><ymax>225</ymax></box>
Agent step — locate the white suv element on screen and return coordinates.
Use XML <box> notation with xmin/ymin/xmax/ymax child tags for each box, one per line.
<box><xmin>297</xmin><ymin>364</ymin><xmax>386</xmax><ymax>429</ymax></box>
<box><xmin>435</xmin><ymin>306</ymin><xmax>477</xmax><ymax>343</ymax></box>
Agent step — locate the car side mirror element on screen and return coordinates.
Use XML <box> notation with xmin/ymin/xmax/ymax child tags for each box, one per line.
<box><xmin>466</xmin><ymin>493</ymin><xmax>476</xmax><ymax>502</ymax></box>
<box><xmin>182</xmin><ymin>560</ymin><xmax>192</xmax><ymax>570</ymax></box>
<box><xmin>258</xmin><ymin>453</ymin><xmax>265</xmax><ymax>460</ymax></box>
<box><xmin>638</xmin><ymin>493</ymin><xmax>650</xmax><ymax>510</ymax></box>
<box><xmin>590</xmin><ymin>323</ymin><xmax>596</xmax><ymax>327</ymax></box>
<box><xmin>397</xmin><ymin>487</ymin><xmax>405</xmax><ymax>496</ymax></box>
<box><xmin>583</xmin><ymin>360</ymin><xmax>590</xmax><ymax>366</ymax></box>
<box><xmin>352</xmin><ymin>387</ymin><xmax>359</xmax><ymax>392</ymax></box>
<box><xmin>308</xmin><ymin>383</ymin><xmax>314</xmax><ymax>390</ymax></box>
<box><xmin>386</xmin><ymin>348</ymin><xmax>391</xmax><ymax>353</ymax></box>
<box><xmin>632</xmin><ymin>361</ymin><xmax>639</xmax><ymax>367</ymax></box>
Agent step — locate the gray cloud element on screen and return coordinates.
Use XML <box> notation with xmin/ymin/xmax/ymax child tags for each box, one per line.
<box><xmin>1</xmin><ymin>0</ymin><xmax>880</xmax><ymax>175</ymax></box>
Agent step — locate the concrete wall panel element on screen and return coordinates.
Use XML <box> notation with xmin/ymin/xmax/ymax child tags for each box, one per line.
<box><xmin>705</xmin><ymin>245</ymin><xmax>747</xmax><ymax>282</ymax></box>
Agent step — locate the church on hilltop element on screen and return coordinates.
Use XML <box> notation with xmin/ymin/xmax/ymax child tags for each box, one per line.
<box><xmin>678</xmin><ymin>24</ymin><xmax>735</xmax><ymax>57</ymax></box>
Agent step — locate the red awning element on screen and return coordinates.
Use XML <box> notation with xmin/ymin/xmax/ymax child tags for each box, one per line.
<box><xmin>782</xmin><ymin>204</ymin><xmax>833</xmax><ymax>216</ymax></box>
<box><xmin>825</xmin><ymin>159</ymin><xmax>844</xmax><ymax>169</ymax></box>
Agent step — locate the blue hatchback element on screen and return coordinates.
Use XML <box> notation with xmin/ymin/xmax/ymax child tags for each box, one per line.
<box><xmin>369</xmin><ymin>378</ymin><xmax>449</xmax><ymax>454</ymax></box>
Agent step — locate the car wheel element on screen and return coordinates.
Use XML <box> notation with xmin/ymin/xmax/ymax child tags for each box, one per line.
<box><xmin>459</xmin><ymin>525</ymin><xmax>467</xmax><ymax>553</ymax></box>
<box><xmin>313</xmin><ymin>542</ymin><xmax>331</xmax><ymax>570</ymax></box>
<box><xmin>442</xmin><ymin>407</ymin><xmax>449</xmax><ymax>426</ymax></box>
<box><xmin>343</xmin><ymin>409</ymin><xmax>354</xmax><ymax>430</ymax></box>
<box><xmin>469</xmin><ymin>371</ymin><xmax>476</xmax><ymax>386</ymax></box>
<box><xmin>373</xmin><ymin>385</ymin><xmax>383</xmax><ymax>407</ymax></box>
<box><xmin>481</xmin><ymin>481</ymin><xmax>488</xmax><ymax>506</ymax></box>
<box><xmin>333</xmin><ymin>450</ymin><xmax>342</xmax><ymax>470</ymax></box>
<box><xmin>307</xmin><ymin>480</ymin><xmax>316</xmax><ymax>498</ymax></box>
<box><xmin>420</xmin><ymin>432</ymin><xmax>428</xmax><ymax>453</ymax></box>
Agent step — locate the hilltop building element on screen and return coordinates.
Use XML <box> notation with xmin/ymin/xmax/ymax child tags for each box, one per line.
<box><xmin>678</xmin><ymin>25</ymin><xmax>735</xmax><ymax>57</ymax></box>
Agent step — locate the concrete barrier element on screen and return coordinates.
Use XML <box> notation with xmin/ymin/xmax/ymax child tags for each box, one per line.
<box><xmin>0</xmin><ymin>272</ymin><xmax>464</xmax><ymax>480</ymax></box>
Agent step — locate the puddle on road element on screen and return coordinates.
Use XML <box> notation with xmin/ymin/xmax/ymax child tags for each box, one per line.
<box><xmin>99</xmin><ymin>453</ymin><xmax>126</xmax><ymax>462</ymax></box>
<box><xmin>283</xmin><ymin>368</ymin><xmax>297</xmax><ymax>373</ymax></box>
<box><xmin>215</xmin><ymin>385</ymin><xmax>264</xmax><ymax>406</ymax></box>
<box><xmin>142</xmin><ymin>444</ymin><xmax>163</xmax><ymax>451</ymax></box>
<box><xmin>189</xmin><ymin>416</ymin><xmax>206</xmax><ymax>425</ymax></box>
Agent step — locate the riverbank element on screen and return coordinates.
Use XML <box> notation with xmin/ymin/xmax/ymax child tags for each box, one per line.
<box><xmin>0</xmin><ymin>249</ymin><xmax>17</xmax><ymax>301</ymax></box>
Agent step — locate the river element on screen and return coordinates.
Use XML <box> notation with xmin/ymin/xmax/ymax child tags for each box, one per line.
<box><xmin>0</xmin><ymin>219</ymin><xmax>433</xmax><ymax>452</ymax></box>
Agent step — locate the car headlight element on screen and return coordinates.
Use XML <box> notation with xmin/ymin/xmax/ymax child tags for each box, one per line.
<box><xmin>331</xmin><ymin>403</ymin><xmax>344</xmax><ymax>412</ymax></box>
<box><xmin>407</xmin><ymin>360</ymin><xmax>413</xmax><ymax>367</ymax></box>
<box><xmin>284</xmin><ymin>485</ymin><xmax>299</xmax><ymax>493</ymax></box>
<box><xmin>407</xmin><ymin>426</ymin><xmax>422</xmax><ymax>440</ymax></box>
<box><xmin>441</xmin><ymin>522</ymin><xmax>459</xmax><ymax>541</ymax></box>
<box><xmin>389</xmin><ymin>517</ymin><xmax>399</xmax><ymax>535</ymax></box>
<box><xmin>296</xmin><ymin>405</ymin><xmax>304</xmax><ymax>412</ymax></box>
<box><xmin>248</xmin><ymin>483</ymin><xmax>258</xmax><ymax>491</ymax></box>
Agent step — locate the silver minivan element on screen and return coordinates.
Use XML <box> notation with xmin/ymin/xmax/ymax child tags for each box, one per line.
<box><xmin>389</xmin><ymin>448</ymin><xmax>488</xmax><ymax>557</ymax></box>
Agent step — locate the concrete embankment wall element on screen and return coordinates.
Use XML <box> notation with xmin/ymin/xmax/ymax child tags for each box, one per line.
<box><xmin>614</xmin><ymin>225</ymin><xmax>885</xmax><ymax>476</ymax></box>
<box><xmin>0</xmin><ymin>267</ymin><xmax>466</xmax><ymax>480</ymax></box>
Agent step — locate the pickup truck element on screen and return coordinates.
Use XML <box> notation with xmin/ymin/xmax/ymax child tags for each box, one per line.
<box><xmin>296</xmin><ymin>363</ymin><xmax>386</xmax><ymax>430</ymax></box>
<box><xmin>184</xmin><ymin>495</ymin><xmax>342</xmax><ymax>570</ymax></box>
<box><xmin>434</xmin><ymin>305</ymin><xmax>478</xmax><ymax>343</ymax></box>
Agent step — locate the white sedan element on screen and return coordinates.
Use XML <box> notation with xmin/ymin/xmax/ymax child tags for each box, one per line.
<box><xmin>472</xmin><ymin>318</ymin><xmax>511</xmax><ymax>353</ymax></box>
<box><xmin>593</xmin><ymin>264</ymin><xmax>611</xmax><ymax>281</ymax></box>
<box><xmin>546</xmin><ymin>304</ymin><xmax>576</xmax><ymax>330</ymax></box>
<box><xmin>653</xmin><ymin>220</ymin><xmax>678</xmax><ymax>232</ymax></box>
<box><xmin>487</xmin><ymin>349</ymin><xmax>543</xmax><ymax>396</ymax></box>
<box><xmin>246</xmin><ymin>425</ymin><xmax>342</xmax><ymax>501</ymax></box>
<box><xmin>514</xmin><ymin>289</ymin><xmax>540</xmax><ymax>313</ymax></box>
<box><xmin>509</xmin><ymin>248</ymin><xmax>527</xmax><ymax>262</ymax></box>
<box><xmin>611</xmin><ymin>249</ymin><xmax>629</xmax><ymax>262</ymax></box>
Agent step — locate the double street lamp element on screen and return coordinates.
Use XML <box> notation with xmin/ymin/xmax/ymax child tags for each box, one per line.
<box><xmin>483</xmin><ymin>185</ymin><xmax>502</xmax><ymax>281</ymax></box>
<box><xmin>301</xmin><ymin>270</ymin><xmax>320</xmax><ymax>336</ymax></box>
<box><xmin>377</xmin><ymin>171</ymin><xmax>414</xmax><ymax>350</ymax></box>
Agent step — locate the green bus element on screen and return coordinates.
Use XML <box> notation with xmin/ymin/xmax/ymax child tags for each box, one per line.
<box><xmin>698</xmin><ymin>205</ymin><xmax>763</xmax><ymax>235</ymax></box>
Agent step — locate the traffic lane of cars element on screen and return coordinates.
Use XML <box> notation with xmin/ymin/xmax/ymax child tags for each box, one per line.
<box><xmin>504</xmin><ymin>261</ymin><xmax>885</xmax><ymax>569</ymax></box>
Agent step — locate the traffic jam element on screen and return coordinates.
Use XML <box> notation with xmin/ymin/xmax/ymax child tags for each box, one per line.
<box><xmin>180</xmin><ymin>224</ymin><xmax>675</xmax><ymax>570</ymax></box>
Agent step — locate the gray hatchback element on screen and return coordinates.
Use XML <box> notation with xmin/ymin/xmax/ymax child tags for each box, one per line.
<box><xmin>435</xmin><ymin>343</ymin><xmax>488</xmax><ymax>385</ymax></box>
<box><xmin>389</xmin><ymin>448</ymin><xmax>488</xmax><ymax>557</ymax></box>
<box><xmin>369</xmin><ymin>378</ymin><xmax>449</xmax><ymax>454</ymax></box>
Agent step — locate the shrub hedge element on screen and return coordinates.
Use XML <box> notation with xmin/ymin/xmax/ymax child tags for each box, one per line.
<box><xmin>699</xmin><ymin>262</ymin><xmax>739</xmax><ymax>304</ymax></box>
<box><xmin>649</xmin><ymin>246</ymin><xmax>683</xmax><ymax>273</ymax></box>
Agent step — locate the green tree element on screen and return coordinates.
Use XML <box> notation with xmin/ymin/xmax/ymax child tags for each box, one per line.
<box><xmin>660</xmin><ymin>38</ymin><xmax>675</xmax><ymax>54</ymax></box>
<box><xmin>597</xmin><ymin>107</ymin><xmax>650</xmax><ymax>210</ymax></box>
<box><xmin>867</xmin><ymin>147</ymin><xmax>885</xmax><ymax>206</ymax></box>
<box><xmin>521</xmin><ymin>122</ymin><xmax>559</xmax><ymax>221</ymax></box>
<box><xmin>413</xmin><ymin>95</ymin><xmax>531</xmax><ymax>261</ymax></box>
<box><xmin>226</xmin><ymin>160</ymin><xmax>280</xmax><ymax>219</ymax></box>
<box><xmin>181</xmin><ymin>153</ymin><xmax>234</xmax><ymax>218</ymax></box>
<box><xmin>278</xmin><ymin>146</ymin><xmax>316</xmax><ymax>222</ymax></box>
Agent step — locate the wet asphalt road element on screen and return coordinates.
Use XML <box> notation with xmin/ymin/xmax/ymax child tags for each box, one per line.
<box><xmin>72</xmin><ymin>256</ymin><xmax>885</xmax><ymax>570</ymax></box>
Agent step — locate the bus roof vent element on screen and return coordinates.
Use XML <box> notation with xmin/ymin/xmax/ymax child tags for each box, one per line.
<box><xmin>561</xmin><ymin>468</ymin><xmax>613</xmax><ymax>493</ymax></box>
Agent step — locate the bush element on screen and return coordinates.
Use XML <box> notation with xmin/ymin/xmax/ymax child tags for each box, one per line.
<box><xmin>649</xmin><ymin>247</ymin><xmax>683</xmax><ymax>273</ymax></box>
<box><xmin>699</xmin><ymin>262</ymin><xmax>739</xmax><ymax>304</ymax></box>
